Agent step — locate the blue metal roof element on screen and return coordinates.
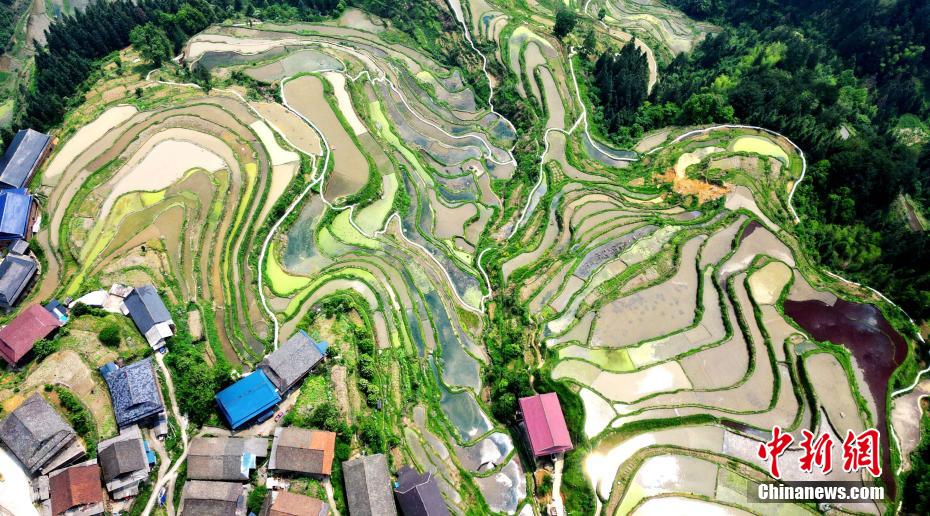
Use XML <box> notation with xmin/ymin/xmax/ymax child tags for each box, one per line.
<box><xmin>0</xmin><ymin>188</ymin><xmax>32</xmax><ymax>240</ymax></box>
<box><xmin>215</xmin><ymin>370</ymin><xmax>281</xmax><ymax>429</ymax></box>
<box><xmin>0</xmin><ymin>129</ymin><xmax>51</xmax><ymax>189</ymax></box>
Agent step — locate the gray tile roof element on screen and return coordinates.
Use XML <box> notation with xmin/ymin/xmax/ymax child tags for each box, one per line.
<box><xmin>104</xmin><ymin>358</ymin><xmax>165</xmax><ymax>428</ymax></box>
<box><xmin>97</xmin><ymin>426</ymin><xmax>147</xmax><ymax>482</ymax></box>
<box><xmin>394</xmin><ymin>466</ymin><xmax>449</xmax><ymax>516</ymax></box>
<box><xmin>0</xmin><ymin>393</ymin><xmax>81</xmax><ymax>475</ymax></box>
<box><xmin>342</xmin><ymin>454</ymin><xmax>397</xmax><ymax>516</ymax></box>
<box><xmin>181</xmin><ymin>480</ymin><xmax>244</xmax><ymax>516</ymax></box>
<box><xmin>0</xmin><ymin>129</ymin><xmax>51</xmax><ymax>189</ymax></box>
<box><xmin>259</xmin><ymin>331</ymin><xmax>324</xmax><ymax>393</ymax></box>
<box><xmin>187</xmin><ymin>437</ymin><xmax>267</xmax><ymax>481</ymax></box>
<box><xmin>0</xmin><ymin>253</ymin><xmax>37</xmax><ymax>309</ymax></box>
<box><xmin>124</xmin><ymin>285</ymin><xmax>172</xmax><ymax>335</ymax></box>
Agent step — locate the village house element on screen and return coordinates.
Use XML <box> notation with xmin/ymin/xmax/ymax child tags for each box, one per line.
<box><xmin>122</xmin><ymin>284</ymin><xmax>175</xmax><ymax>349</ymax></box>
<box><xmin>33</xmin><ymin>461</ymin><xmax>105</xmax><ymax>516</ymax></box>
<box><xmin>0</xmin><ymin>303</ymin><xmax>63</xmax><ymax>365</ymax></box>
<box><xmin>179</xmin><ymin>480</ymin><xmax>246</xmax><ymax>516</ymax></box>
<box><xmin>102</xmin><ymin>358</ymin><xmax>167</xmax><ymax>433</ymax></box>
<box><xmin>0</xmin><ymin>393</ymin><xmax>85</xmax><ymax>476</ymax></box>
<box><xmin>342</xmin><ymin>454</ymin><xmax>396</xmax><ymax>516</ymax></box>
<box><xmin>393</xmin><ymin>466</ymin><xmax>450</xmax><ymax>516</ymax></box>
<box><xmin>268</xmin><ymin>427</ymin><xmax>335</xmax><ymax>478</ymax></box>
<box><xmin>258</xmin><ymin>330</ymin><xmax>328</xmax><ymax>394</ymax></box>
<box><xmin>215</xmin><ymin>370</ymin><xmax>282</xmax><ymax>430</ymax></box>
<box><xmin>259</xmin><ymin>490</ymin><xmax>329</xmax><ymax>516</ymax></box>
<box><xmin>0</xmin><ymin>250</ymin><xmax>38</xmax><ymax>312</ymax></box>
<box><xmin>187</xmin><ymin>436</ymin><xmax>268</xmax><ymax>481</ymax></box>
<box><xmin>518</xmin><ymin>393</ymin><xmax>573</xmax><ymax>459</ymax></box>
<box><xmin>97</xmin><ymin>425</ymin><xmax>151</xmax><ymax>499</ymax></box>
<box><xmin>0</xmin><ymin>128</ymin><xmax>53</xmax><ymax>190</ymax></box>
<box><xmin>0</xmin><ymin>188</ymin><xmax>39</xmax><ymax>243</ymax></box>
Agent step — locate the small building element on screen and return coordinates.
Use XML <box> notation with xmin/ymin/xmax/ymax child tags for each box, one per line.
<box><xmin>45</xmin><ymin>300</ymin><xmax>69</xmax><ymax>324</ymax></box>
<box><xmin>0</xmin><ymin>128</ymin><xmax>53</xmax><ymax>189</ymax></box>
<box><xmin>215</xmin><ymin>370</ymin><xmax>282</xmax><ymax>430</ymax></box>
<box><xmin>0</xmin><ymin>252</ymin><xmax>37</xmax><ymax>312</ymax></box>
<box><xmin>268</xmin><ymin>427</ymin><xmax>335</xmax><ymax>477</ymax></box>
<box><xmin>518</xmin><ymin>393</ymin><xmax>573</xmax><ymax>458</ymax></box>
<box><xmin>122</xmin><ymin>285</ymin><xmax>175</xmax><ymax>349</ymax></box>
<box><xmin>259</xmin><ymin>490</ymin><xmax>329</xmax><ymax>516</ymax></box>
<box><xmin>393</xmin><ymin>466</ymin><xmax>449</xmax><ymax>516</ymax></box>
<box><xmin>0</xmin><ymin>304</ymin><xmax>63</xmax><ymax>365</ymax></box>
<box><xmin>0</xmin><ymin>393</ymin><xmax>85</xmax><ymax>476</ymax></box>
<box><xmin>342</xmin><ymin>454</ymin><xmax>397</xmax><ymax>516</ymax></box>
<box><xmin>43</xmin><ymin>462</ymin><xmax>105</xmax><ymax>516</ymax></box>
<box><xmin>179</xmin><ymin>480</ymin><xmax>245</xmax><ymax>516</ymax></box>
<box><xmin>258</xmin><ymin>330</ymin><xmax>328</xmax><ymax>394</ymax></box>
<box><xmin>9</xmin><ymin>238</ymin><xmax>29</xmax><ymax>255</ymax></box>
<box><xmin>103</xmin><ymin>358</ymin><xmax>166</xmax><ymax>430</ymax></box>
<box><xmin>97</xmin><ymin>425</ymin><xmax>150</xmax><ymax>499</ymax></box>
<box><xmin>0</xmin><ymin>188</ymin><xmax>38</xmax><ymax>242</ymax></box>
<box><xmin>187</xmin><ymin>436</ymin><xmax>268</xmax><ymax>481</ymax></box>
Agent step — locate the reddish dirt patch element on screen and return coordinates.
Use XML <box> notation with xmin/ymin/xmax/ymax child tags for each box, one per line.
<box><xmin>658</xmin><ymin>169</ymin><xmax>730</xmax><ymax>203</ymax></box>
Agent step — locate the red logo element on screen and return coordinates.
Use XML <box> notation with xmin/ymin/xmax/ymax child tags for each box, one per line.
<box><xmin>757</xmin><ymin>426</ymin><xmax>793</xmax><ymax>479</ymax></box>
<box><xmin>757</xmin><ymin>427</ymin><xmax>883</xmax><ymax>479</ymax></box>
<box><xmin>799</xmin><ymin>429</ymin><xmax>834</xmax><ymax>474</ymax></box>
<box><xmin>842</xmin><ymin>429</ymin><xmax>882</xmax><ymax>477</ymax></box>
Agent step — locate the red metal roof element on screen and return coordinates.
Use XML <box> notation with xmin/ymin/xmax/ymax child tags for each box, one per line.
<box><xmin>0</xmin><ymin>304</ymin><xmax>63</xmax><ymax>364</ymax></box>
<box><xmin>519</xmin><ymin>393</ymin><xmax>573</xmax><ymax>457</ymax></box>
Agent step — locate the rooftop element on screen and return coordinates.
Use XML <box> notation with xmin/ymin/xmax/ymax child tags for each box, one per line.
<box><xmin>123</xmin><ymin>285</ymin><xmax>172</xmax><ymax>334</ymax></box>
<box><xmin>0</xmin><ymin>128</ymin><xmax>51</xmax><ymax>189</ymax></box>
<box><xmin>0</xmin><ymin>188</ymin><xmax>33</xmax><ymax>241</ymax></box>
<box><xmin>261</xmin><ymin>491</ymin><xmax>329</xmax><ymax>516</ymax></box>
<box><xmin>215</xmin><ymin>370</ymin><xmax>281</xmax><ymax>430</ymax></box>
<box><xmin>187</xmin><ymin>436</ymin><xmax>268</xmax><ymax>481</ymax></box>
<box><xmin>258</xmin><ymin>330</ymin><xmax>326</xmax><ymax>393</ymax></box>
<box><xmin>394</xmin><ymin>466</ymin><xmax>449</xmax><ymax>516</ymax></box>
<box><xmin>0</xmin><ymin>252</ymin><xmax>37</xmax><ymax>310</ymax></box>
<box><xmin>0</xmin><ymin>393</ymin><xmax>80</xmax><ymax>475</ymax></box>
<box><xmin>103</xmin><ymin>358</ymin><xmax>165</xmax><ymax>428</ymax></box>
<box><xmin>518</xmin><ymin>393</ymin><xmax>573</xmax><ymax>457</ymax></box>
<box><xmin>268</xmin><ymin>427</ymin><xmax>335</xmax><ymax>476</ymax></box>
<box><xmin>49</xmin><ymin>463</ymin><xmax>103</xmax><ymax>516</ymax></box>
<box><xmin>180</xmin><ymin>480</ymin><xmax>244</xmax><ymax>516</ymax></box>
<box><xmin>0</xmin><ymin>304</ymin><xmax>63</xmax><ymax>364</ymax></box>
<box><xmin>342</xmin><ymin>454</ymin><xmax>396</xmax><ymax>516</ymax></box>
<box><xmin>97</xmin><ymin>426</ymin><xmax>148</xmax><ymax>482</ymax></box>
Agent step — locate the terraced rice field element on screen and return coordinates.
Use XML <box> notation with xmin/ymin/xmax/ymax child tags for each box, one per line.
<box><xmin>29</xmin><ymin>2</ymin><xmax>925</xmax><ymax>515</ymax></box>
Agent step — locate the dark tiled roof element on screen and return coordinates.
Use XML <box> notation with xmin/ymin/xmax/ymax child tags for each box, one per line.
<box><xmin>259</xmin><ymin>331</ymin><xmax>324</xmax><ymax>393</ymax></box>
<box><xmin>394</xmin><ymin>466</ymin><xmax>449</xmax><ymax>516</ymax></box>
<box><xmin>49</xmin><ymin>463</ymin><xmax>103</xmax><ymax>516</ymax></box>
<box><xmin>104</xmin><ymin>358</ymin><xmax>165</xmax><ymax>428</ymax></box>
<box><xmin>269</xmin><ymin>428</ymin><xmax>334</xmax><ymax>476</ymax></box>
<box><xmin>0</xmin><ymin>393</ymin><xmax>79</xmax><ymax>475</ymax></box>
<box><xmin>97</xmin><ymin>427</ymin><xmax>147</xmax><ymax>482</ymax></box>
<box><xmin>0</xmin><ymin>304</ymin><xmax>63</xmax><ymax>364</ymax></box>
<box><xmin>342</xmin><ymin>454</ymin><xmax>397</xmax><ymax>516</ymax></box>
<box><xmin>263</xmin><ymin>491</ymin><xmax>328</xmax><ymax>516</ymax></box>
<box><xmin>124</xmin><ymin>285</ymin><xmax>172</xmax><ymax>335</ymax></box>
<box><xmin>0</xmin><ymin>188</ymin><xmax>32</xmax><ymax>240</ymax></box>
<box><xmin>187</xmin><ymin>437</ymin><xmax>267</xmax><ymax>481</ymax></box>
<box><xmin>0</xmin><ymin>129</ymin><xmax>51</xmax><ymax>189</ymax></box>
<box><xmin>181</xmin><ymin>480</ymin><xmax>243</xmax><ymax>516</ymax></box>
<box><xmin>0</xmin><ymin>253</ymin><xmax>37</xmax><ymax>309</ymax></box>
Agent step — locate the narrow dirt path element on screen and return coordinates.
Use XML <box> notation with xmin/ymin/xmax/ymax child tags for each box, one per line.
<box><xmin>143</xmin><ymin>354</ymin><xmax>190</xmax><ymax>516</ymax></box>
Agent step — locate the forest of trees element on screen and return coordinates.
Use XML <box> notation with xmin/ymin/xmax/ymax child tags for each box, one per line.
<box><xmin>585</xmin><ymin>1</ymin><xmax>930</xmax><ymax>325</ymax></box>
<box><xmin>591</xmin><ymin>41</ymin><xmax>650</xmax><ymax>135</ymax></box>
<box><xmin>0</xmin><ymin>0</ymin><xmax>17</xmax><ymax>51</ymax></box>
